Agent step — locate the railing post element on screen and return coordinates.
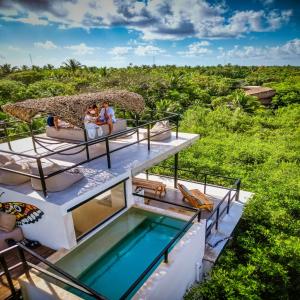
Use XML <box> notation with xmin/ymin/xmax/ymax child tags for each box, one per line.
<box><xmin>174</xmin><ymin>153</ymin><xmax>179</xmax><ymax>188</ymax></box>
<box><xmin>2</xmin><ymin>121</ymin><xmax>12</xmax><ymax>151</ymax></box>
<box><xmin>235</xmin><ymin>179</ymin><xmax>241</xmax><ymax>202</ymax></box>
<box><xmin>197</xmin><ymin>210</ymin><xmax>201</xmax><ymax>222</ymax></box>
<box><xmin>227</xmin><ymin>190</ymin><xmax>231</xmax><ymax>214</ymax></box>
<box><xmin>175</xmin><ymin>114</ymin><xmax>179</xmax><ymax>139</ymax></box>
<box><xmin>37</xmin><ymin>157</ymin><xmax>47</xmax><ymax>197</ymax></box>
<box><xmin>135</xmin><ymin>114</ymin><xmax>140</xmax><ymax>142</ymax></box>
<box><xmin>146</xmin><ymin>169</ymin><xmax>149</xmax><ymax>180</ymax></box>
<box><xmin>17</xmin><ymin>246</ymin><xmax>30</xmax><ymax>276</ymax></box>
<box><xmin>164</xmin><ymin>250</ymin><xmax>168</xmax><ymax>263</ymax></box>
<box><xmin>147</xmin><ymin>123</ymin><xmax>150</xmax><ymax>151</ymax></box>
<box><xmin>83</xmin><ymin>129</ymin><xmax>90</xmax><ymax>161</ymax></box>
<box><xmin>215</xmin><ymin>207</ymin><xmax>220</xmax><ymax>230</ymax></box>
<box><xmin>105</xmin><ymin>137</ymin><xmax>111</xmax><ymax>168</ymax></box>
<box><xmin>204</xmin><ymin>174</ymin><xmax>207</xmax><ymax>194</ymax></box>
<box><xmin>29</xmin><ymin>121</ymin><xmax>38</xmax><ymax>153</ymax></box>
<box><xmin>0</xmin><ymin>255</ymin><xmax>16</xmax><ymax>297</ymax></box>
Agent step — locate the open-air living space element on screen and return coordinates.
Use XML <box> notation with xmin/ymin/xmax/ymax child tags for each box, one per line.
<box><xmin>0</xmin><ymin>90</ymin><xmax>252</xmax><ymax>299</ymax></box>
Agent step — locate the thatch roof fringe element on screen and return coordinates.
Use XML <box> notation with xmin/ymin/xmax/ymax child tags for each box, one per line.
<box><xmin>2</xmin><ymin>90</ymin><xmax>145</xmax><ymax>128</ymax></box>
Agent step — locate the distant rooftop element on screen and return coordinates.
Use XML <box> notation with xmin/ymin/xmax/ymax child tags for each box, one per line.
<box><xmin>243</xmin><ymin>86</ymin><xmax>275</xmax><ymax>99</ymax></box>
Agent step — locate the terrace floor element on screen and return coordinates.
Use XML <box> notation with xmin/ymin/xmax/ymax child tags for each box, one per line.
<box><xmin>0</xmin><ymin>130</ymin><xmax>198</xmax><ymax>210</ymax></box>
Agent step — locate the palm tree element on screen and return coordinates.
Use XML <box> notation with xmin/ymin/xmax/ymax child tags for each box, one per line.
<box><xmin>62</xmin><ymin>59</ymin><xmax>82</xmax><ymax>72</ymax></box>
<box><xmin>43</xmin><ymin>64</ymin><xmax>54</xmax><ymax>70</ymax></box>
<box><xmin>0</xmin><ymin>64</ymin><xmax>18</xmax><ymax>75</ymax></box>
<box><xmin>21</xmin><ymin>65</ymin><xmax>29</xmax><ymax>71</ymax></box>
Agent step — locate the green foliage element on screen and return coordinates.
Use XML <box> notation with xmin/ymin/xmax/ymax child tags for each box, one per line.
<box><xmin>0</xmin><ymin>79</ymin><xmax>26</xmax><ymax>106</ymax></box>
<box><xmin>25</xmin><ymin>80</ymin><xmax>75</xmax><ymax>98</ymax></box>
<box><xmin>7</xmin><ymin>70</ymin><xmax>45</xmax><ymax>84</ymax></box>
<box><xmin>182</xmin><ymin>104</ymin><xmax>300</xmax><ymax>300</ymax></box>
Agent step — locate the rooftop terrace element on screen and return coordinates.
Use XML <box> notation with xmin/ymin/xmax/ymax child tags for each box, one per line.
<box><xmin>0</xmin><ymin>128</ymin><xmax>198</xmax><ymax>209</ymax></box>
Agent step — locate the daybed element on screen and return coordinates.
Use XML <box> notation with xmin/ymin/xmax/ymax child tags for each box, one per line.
<box><xmin>29</xmin><ymin>161</ymin><xmax>84</xmax><ymax>192</ymax></box>
<box><xmin>141</xmin><ymin>121</ymin><xmax>171</xmax><ymax>141</ymax></box>
<box><xmin>46</xmin><ymin>118</ymin><xmax>127</xmax><ymax>141</ymax></box>
<box><xmin>0</xmin><ymin>154</ymin><xmax>30</xmax><ymax>185</ymax></box>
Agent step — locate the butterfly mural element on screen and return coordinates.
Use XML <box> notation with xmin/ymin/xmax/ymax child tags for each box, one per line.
<box><xmin>0</xmin><ymin>202</ymin><xmax>44</xmax><ymax>226</ymax></box>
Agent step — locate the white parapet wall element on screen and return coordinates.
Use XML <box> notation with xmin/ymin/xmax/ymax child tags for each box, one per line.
<box><xmin>133</xmin><ymin>221</ymin><xmax>206</xmax><ymax>300</ymax></box>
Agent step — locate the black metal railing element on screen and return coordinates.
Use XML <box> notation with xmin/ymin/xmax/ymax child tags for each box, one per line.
<box><xmin>141</xmin><ymin>166</ymin><xmax>241</xmax><ymax>239</ymax></box>
<box><xmin>119</xmin><ymin>196</ymin><xmax>201</xmax><ymax>299</ymax></box>
<box><xmin>0</xmin><ymin>243</ymin><xmax>106</xmax><ymax>299</ymax></box>
<box><xmin>0</xmin><ymin>111</ymin><xmax>180</xmax><ymax>197</ymax></box>
<box><xmin>205</xmin><ymin>178</ymin><xmax>240</xmax><ymax>238</ymax></box>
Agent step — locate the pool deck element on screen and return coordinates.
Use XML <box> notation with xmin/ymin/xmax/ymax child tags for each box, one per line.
<box><xmin>0</xmin><ymin>131</ymin><xmax>198</xmax><ymax>210</ymax></box>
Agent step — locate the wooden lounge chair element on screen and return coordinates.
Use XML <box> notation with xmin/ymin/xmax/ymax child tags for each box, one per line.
<box><xmin>132</xmin><ymin>177</ymin><xmax>167</xmax><ymax>197</ymax></box>
<box><xmin>178</xmin><ymin>183</ymin><xmax>214</xmax><ymax>212</ymax></box>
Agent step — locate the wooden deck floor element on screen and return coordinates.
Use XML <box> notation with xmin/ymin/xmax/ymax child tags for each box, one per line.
<box><xmin>138</xmin><ymin>187</ymin><xmax>221</xmax><ymax>219</ymax></box>
<box><xmin>0</xmin><ymin>245</ymin><xmax>55</xmax><ymax>300</ymax></box>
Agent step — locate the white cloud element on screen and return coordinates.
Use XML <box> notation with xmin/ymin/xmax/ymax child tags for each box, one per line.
<box><xmin>134</xmin><ymin>45</ymin><xmax>165</xmax><ymax>56</ymax></box>
<box><xmin>64</xmin><ymin>43</ymin><xmax>95</xmax><ymax>55</ymax></box>
<box><xmin>8</xmin><ymin>46</ymin><xmax>21</xmax><ymax>51</ymax></box>
<box><xmin>218</xmin><ymin>39</ymin><xmax>300</xmax><ymax>60</ymax></box>
<box><xmin>178</xmin><ymin>41</ymin><xmax>211</xmax><ymax>57</ymax></box>
<box><xmin>0</xmin><ymin>0</ymin><xmax>293</xmax><ymax>40</ymax></box>
<box><xmin>110</xmin><ymin>46</ymin><xmax>132</xmax><ymax>56</ymax></box>
<box><xmin>34</xmin><ymin>40</ymin><xmax>58</xmax><ymax>49</ymax></box>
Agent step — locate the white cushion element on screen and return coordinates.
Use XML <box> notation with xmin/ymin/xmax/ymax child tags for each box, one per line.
<box><xmin>0</xmin><ymin>160</ymin><xmax>30</xmax><ymax>185</ymax></box>
<box><xmin>29</xmin><ymin>161</ymin><xmax>84</xmax><ymax>192</ymax></box>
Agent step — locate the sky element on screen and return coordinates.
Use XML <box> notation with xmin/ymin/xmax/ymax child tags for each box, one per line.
<box><xmin>0</xmin><ymin>0</ymin><xmax>299</xmax><ymax>67</ymax></box>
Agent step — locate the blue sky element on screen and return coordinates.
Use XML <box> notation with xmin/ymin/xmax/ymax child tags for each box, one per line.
<box><xmin>0</xmin><ymin>0</ymin><xmax>299</xmax><ymax>67</ymax></box>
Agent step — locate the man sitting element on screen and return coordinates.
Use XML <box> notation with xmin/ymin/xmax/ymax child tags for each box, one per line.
<box><xmin>97</xmin><ymin>101</ymin><xmax>116</xmax><ymax>135</ymax></box>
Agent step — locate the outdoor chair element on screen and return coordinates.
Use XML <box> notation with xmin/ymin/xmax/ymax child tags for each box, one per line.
<box><xmin>178</xmin><ymin>183</ymin><xmax>213</xmax><ymax>212</ymax></box>
<box><xmin>133</xmin><ymin>177</ymin><xmax>167</xmax><ymax>197</ymax></box>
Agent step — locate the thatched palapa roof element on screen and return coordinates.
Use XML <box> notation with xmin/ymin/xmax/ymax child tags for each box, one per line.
<box><xmin>2</xmin><ymin>90</ymin><xmax>145</xmax><ymax>128</ymax></box>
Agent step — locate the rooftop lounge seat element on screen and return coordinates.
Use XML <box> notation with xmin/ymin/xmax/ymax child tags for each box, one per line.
<box><xmin>46</xmin><ymin>118</ymin><xmax>127</xmax><ymax>142</ymax></box>
<box><xmin>141</xmin><ymin>120</ymin><xmax>171</xmax><ymax>141</ymax></box>
<box><xmin>178</xmin><ymin>183</ymin><xmax>214</xmax><ymax>212</ymax></box>
<box><xmin>29</xmin><ymin>161</ymin><xmax>84</xmax><ymax>192</ymax></box>
<box><xmin>133</xmin><ymin>177</ymin><xmax>167</xmax><ymax>197</ymax></box>
<box><xmin>0</xmin><ymin>212</ymin><xmax>24</xmax><ymax>250</ymax></box>
<box><xmin>0</xmin><ymin>154</ymin><xmax>30</xmax><ymax>185</ymax></box>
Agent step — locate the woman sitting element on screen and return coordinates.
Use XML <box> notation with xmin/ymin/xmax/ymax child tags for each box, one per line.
<box><xmin>84</xmin><ymin>107</ymin><xmax>103</xmax><ymax>139</ymax></box>
<box><xmin>97</xmin><ymin>101</ymin><xmax>116</xmax><ymax>135</ymax></box>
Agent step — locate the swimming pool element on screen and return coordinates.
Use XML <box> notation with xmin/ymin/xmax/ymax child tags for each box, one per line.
<box><xmin>56</xmin><ymin>207</ymin><xmax>187</xmax><ymax>299</ymax></box>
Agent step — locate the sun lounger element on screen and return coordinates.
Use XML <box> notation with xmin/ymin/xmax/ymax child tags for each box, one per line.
<box><xmin>133</xmin><ymin>177</ymin><xmax>166</xmax><ymax>197</ymax></box>
<box><xmin>178</xmin><ymin>183</ymin><xmax>213</xmax><ymax>212</ymax></box>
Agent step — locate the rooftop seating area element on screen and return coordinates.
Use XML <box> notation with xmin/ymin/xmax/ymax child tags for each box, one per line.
<box><xmin>0</xmin><ymin>113</ymin><xmax>199</xmax><ymax>208</ymax></box>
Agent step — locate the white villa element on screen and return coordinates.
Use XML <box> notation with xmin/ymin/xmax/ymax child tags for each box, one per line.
<box><xmin>0</xmin><ymin>92</ymin><xmax>251</xmax><ymax>300</ymax></box>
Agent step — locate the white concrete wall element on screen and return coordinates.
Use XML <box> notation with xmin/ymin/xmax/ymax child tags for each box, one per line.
<box><xmin>0</xmin><ymin>187</ymin><xmax>76</xmax><ymax>250</ymax></box>
<box><xmin>133</xmin><ymin>221</ymin><xmax>206</xmax><ymax>300</ymax></box>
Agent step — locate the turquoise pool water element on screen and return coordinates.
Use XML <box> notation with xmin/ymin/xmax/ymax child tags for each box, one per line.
<box><xmin>62</xmin><ymin>208</ymin><xmax>186</xmax><ymax>299</ymax></box>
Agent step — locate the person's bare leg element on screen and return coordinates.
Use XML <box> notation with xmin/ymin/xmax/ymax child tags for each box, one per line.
<box><xmin>107</xmin><ymin>119</ymin><xmax>113</xmax><ymax>134</ymax></box>
<box><xmin>54</xmin><ymin>116</ymin><xmax>59</xmax><ymax>130</ymax></box>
